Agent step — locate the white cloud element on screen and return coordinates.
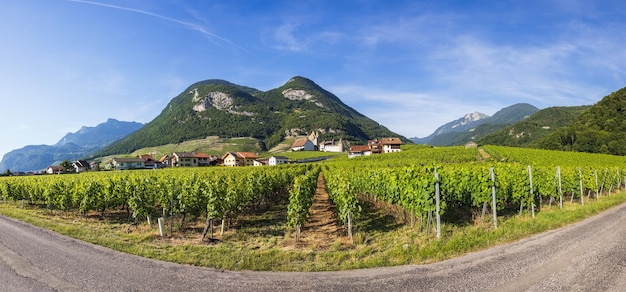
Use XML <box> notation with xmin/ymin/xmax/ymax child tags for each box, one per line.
<box><xmin>271</xmin><ymin>23</ymin><xmax>307</xmax><ymax>52</ymax></box>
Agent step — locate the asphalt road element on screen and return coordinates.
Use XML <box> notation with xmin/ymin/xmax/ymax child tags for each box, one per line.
<box><xmin>1</xmin><ymin>202</ymin><xmax>626</xmax><ymax>292</ymax></box>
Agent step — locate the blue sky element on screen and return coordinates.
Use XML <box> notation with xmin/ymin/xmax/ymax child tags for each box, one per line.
<box><xmin>1</xmin><ymin>0</ymin><xmax>626</xmax><ymax>159</ymax></box>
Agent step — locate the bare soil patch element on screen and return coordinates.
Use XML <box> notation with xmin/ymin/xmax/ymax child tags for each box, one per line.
<box><xmin>478</xmin><ymin>148</ymin><xmax>491</xmax><ymax>160</ymax></box>
<box><xmin>293</xmin><ymin>173</ymin><xmax>348</xmax><ymax>250</ymax></box>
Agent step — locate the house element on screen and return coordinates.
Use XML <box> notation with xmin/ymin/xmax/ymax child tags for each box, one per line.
<box><xmin>72</xmin><ymin>160</ymin><xmax>90</xmax><ymax>173</ymax></box>
<box><xmin>291</xmin><ymin>138</ymin><xmax>315</xmax><ymax>151</ymax></box>
<box><xmin>319</xmin><ymin>139</ymin><xmax>344</xmax><ymax>152</ymax></box>
<box><xmin>236</xmin><ymin>152</ymin><xmax>258</xmax><ymax>166</ymax></box>
<box><xmin>269</xmin><ymin>156</ymin><xmax>289</xmax><ymax>166</ymax></box>
<box><xmin>308</xmin><ymin>131</ymin><xmax>319</xmax><ymax>148</ymax></box>
<box><xmin>464</xmin><ymin>141</ymin><xmax>478</xmax><ymax>149</ymax></box>
<box><xmin>348</xmin><ymin>145</ymin><xmax>372</xmax><ymax>158</ymax></box>
<box><xmin>140</xmin><ymin>154</ymin><xmax>161</xmax><ymax>169</ymax></box>
<box><xmin>222</xmin><ymin>152</ymin><xmax>259</xmax><ymax>167</ymax></box>
<box><xmin>253</xmin><ymin>159</ymin><xmax>269</xmax><ymax>167</ymax></box>
<box><xmin>159</xmin><ymin>155</ymin><xmax>173</xmax><ymax>167</ymax></box>
<box><xmin>380</xmin><ymin>137</ymin><xmax>403</xmax><ymax>153</ymax></box>
<box><xmin>172</xmin><ymin>152</ymin><xmax>199</xmax><ymax>167</ymax></box>
<box><xmin>349</xmin><ymin>137</ymin><xmax>402</xmax><ymax>158</ymax></box>
<box><xmin>223</xmin><ymin>152</ymin><xmax>238</xmax><ymax>167</ymax></box>
<box><xmin>367</xmin><ymin>139</ymin><xmax>383</xmax><ymax>154</ymax></box>
<box><xmin>204</xmin><ymin>155</ymin><xmax>222</xmax><ymax>166</ymax></box>
<box><xmin>45</xmin><ymin>165</ymin><xmax>65</xmax><ymax>174</ymax></box>
<box><xmin>111</xmin><ymin>158</ymin><xmax>145</xmax><ymax>170</ymax></box>
<box><xmin>194</xmin><ymin>152</ymin><xmax>211</xmax><ymax>166</ymax></box>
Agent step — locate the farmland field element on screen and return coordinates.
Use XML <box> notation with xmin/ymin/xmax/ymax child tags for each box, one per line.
<box><xmin>2</xmin><ymin>145</ymin><xmax>626</xmax><ymax>271</ymax></box>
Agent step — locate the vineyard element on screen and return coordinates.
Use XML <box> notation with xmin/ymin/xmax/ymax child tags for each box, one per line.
<box><xmin>2</xmin><ymin>145</ymin><xmax>626</xmax><ymax>271</ymax></box>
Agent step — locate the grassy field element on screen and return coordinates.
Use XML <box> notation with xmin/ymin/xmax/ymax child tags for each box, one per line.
<box><xmin>2</xmin><ymin>190</ymin><xmax>624</xmax><ymax>271</ymax></box>
<box><xmin>95</xmin><ymin>135</ymin><xmax>344</xmax><ymax>165</ymax></box>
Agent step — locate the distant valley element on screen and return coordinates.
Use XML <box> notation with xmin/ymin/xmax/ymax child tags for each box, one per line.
<box><xmin>0</xmin><ymin>119</ymin><xmax>143</xmax><ymax>172</ymax></box>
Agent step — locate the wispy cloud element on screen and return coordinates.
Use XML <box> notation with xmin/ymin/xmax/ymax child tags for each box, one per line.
<box><xmin>66</xmin><ymin>0</ymin><xmax>246</xmax><ymax>51</ymax></box>
<box><xmin>351</xmin><ymin>12</ymin><xmax>619</xmax><ymax>106</ymax></box>
<box><xmin>271</xmin><ymin>23</ymin><xmax>307</xmax><ymax>52</ymax></box>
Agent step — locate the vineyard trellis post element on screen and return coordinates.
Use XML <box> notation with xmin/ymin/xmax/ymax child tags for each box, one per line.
<box><xmin>347</xmin><ymin>183</ymin><xmax>353</xmax><ymax>245</ymax></box>
<box><xmin>170</xmin><ymin>186</ymin><xmax>175</xmax><ymax>237</ymax></box>
<box><xmin>557</xmin><ymin>167</ymin><xmax>563</xmax><ymax>209</ymax></box>
<box><xmin>434</xmin><ymin>167</ymin><xmax>441</xmax><ymax>239</ymax></box>
<box><xmin>490</xmin><ymin>167</ymin><xmax>497</xmax><ymax>229</ymax></box>
<box><xmin>295</xmin><ymin>185</ymin><xmax>301</xmax><ymax>243</ymax></box>
<box><xmin>528</xmin><ymin>165</ymin><xmax>535</xmax><ymax>218</ymax></box>
<box><xmin>594</xmin><ymin>169</ymin><xmax>599</xmax><ymax>199</ymax></box>
<box><xmin>600</xmin><ymin>168</ymin><xmax>608</xmax><ymax>199</ymax></box>
<box><xmin>578</xmin><ymin>168</ymin><xmax>584</xmax><ymax>206</ymax></box>
<box><xmin>158</xmin><ymin>217</ymin><xmax>165</xmax><ymax>237</ymax></box>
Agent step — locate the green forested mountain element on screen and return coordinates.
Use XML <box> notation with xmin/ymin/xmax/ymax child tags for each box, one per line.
<box><xmin>413</xmin><ymin>103</ymin><xmax>539</xmax><ymax>146</ymax></box>
<box><xmin>96</xmin><ymin>76</ymin><xmax>406</xmax><ymax>156</ymax></box>
<box><xmin>538</xmin><ymin>86</ymin><xmax>626</xmax><ymax>155</ymax></box>
<box><xmin>478</xmin><ymin>105</ymin><xmax>590</xmax><ymax>147</ymax></box>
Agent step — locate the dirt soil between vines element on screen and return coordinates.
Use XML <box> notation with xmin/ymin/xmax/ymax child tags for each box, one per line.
<box><xmin>292</xmin><ymin>173</ymin><xmax>348</xmax><ymax>250</ymax></box>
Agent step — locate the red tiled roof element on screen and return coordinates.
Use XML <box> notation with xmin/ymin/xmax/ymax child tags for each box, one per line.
<box><xmin>380</xmin><ymin>137</ymin><xmax>402</xmax><ymax>145</ymax></box>
<box><xmin>291</xmin><ymin>138</ymin><xmax>309</xmax><ymax>148</ymax></box>
<box><xmin>237</xmin><ymin>152</ymin><xmax>258</xmax><ymax>159</ymax></box>
<box><xmin>193</xmin><ymin>152</ymin><xmax>210</xmax><ymax>158</ymax></box>
<box><xmin>349</xmin><ymin>145</ymin><xmax>371</xmax><ymax>152</ymax></box>
<box><xmin>140</xmin><ymin>154</ymin><xmax>154</xmax><ymax>160</ymax></box>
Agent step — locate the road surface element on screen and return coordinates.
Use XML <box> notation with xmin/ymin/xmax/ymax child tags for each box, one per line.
<box><xmin>1</xmin><ymin>202</ymin><xmax>626</xmax><ymax>291</ymax></box>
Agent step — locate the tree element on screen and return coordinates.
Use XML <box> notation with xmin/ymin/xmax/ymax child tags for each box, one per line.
<box><xmin>60</xmin><ymin>160</ymin><xmax>73</xmax><ymax>173</ymax></box>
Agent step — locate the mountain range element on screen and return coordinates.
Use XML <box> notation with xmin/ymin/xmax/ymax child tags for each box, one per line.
<box><xmin>4</xmin><ymin>76</ymin><xmax>625</xmax><ymax>172</ymax></box>
<box><xmin>95</xmin><ymin>76</ymin><xmax>407</xmax><ymax>157</ymax></box>
<box><xmin>411</xmin><ymin>103</ymin><xmax>539</xmax><ymax>145</ymax></box>
<box><xmin>478</xmin><ymin>105</ymin><xmax>591</xmax><ymax>147</ymax></box>
<box><xmin>0</xmin><ymin>119</ymin><xmax>143</xmax><ymax>172</ymax></box>
<box><xmin>415</xmin><ymin>85</ymin><xmax>626</xmax><ymax>156</ymax></box>
<box><xmin>537</xmin><ymin>86</ymin><xmax>626</xmax><ymax>155</ymax></box>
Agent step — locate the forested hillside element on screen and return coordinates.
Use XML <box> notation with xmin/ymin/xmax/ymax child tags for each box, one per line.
<box><xmin>96</xmin><ymin>77</ymin><xmax>406</xmax><ymax>156</ymax></box>
<box><xmin>538</xmin><ymin>87</ymin><xmax>626</xmax><ymax>155</ymax></box>
<box><xmin>478</xmin><ymin>106</ymin><xmax>590</xmax><ymax>147</ymax></box>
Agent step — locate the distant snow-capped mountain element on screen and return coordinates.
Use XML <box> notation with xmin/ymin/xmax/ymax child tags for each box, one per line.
<box><xmin>411</xmin><ymin>103</ymin><xmax>539</xmax><ymax>145</ymax></box>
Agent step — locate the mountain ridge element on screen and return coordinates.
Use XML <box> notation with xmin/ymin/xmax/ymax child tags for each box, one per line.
<box><xmin>96</xmin><ymin>76</ymin><xmax>408</xmax><ymax>157</ymax></box>
<box><xmin>478</xmin><ymin>105</ymin><xmax>591</xmax><ymax>147</ymax></box>
<box><xmin>0</xmin><ymin>119</ymin><xmax>143</xmax><ymax>172</ymax></box>
<box><xmin>537</xmin><ymin>86</ymin><xmax>626</xmax><ymax>155</ymax></box>
<box><xmin>411</xmin><ymin>103</ymin><xmax>539</xmax><ymax>146</ymax></box>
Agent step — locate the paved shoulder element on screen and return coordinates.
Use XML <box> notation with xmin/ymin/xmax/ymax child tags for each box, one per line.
<box><xmin>1</xmin><ymin>203</ymin><xmax>626</xmax><ymax>291</ymax></box>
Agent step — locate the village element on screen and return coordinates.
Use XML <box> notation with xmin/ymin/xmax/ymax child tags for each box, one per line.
<box><xmin>43</xmin><ymin>134</ymin><xmax>403</xmax><ymax>173</ymax></box>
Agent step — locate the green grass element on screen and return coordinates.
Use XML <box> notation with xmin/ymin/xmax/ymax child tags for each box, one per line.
<box><xmin>261</xmin><ymin>151</ymin><xmax>345</xmax><ymax>160</ymax></box>
<box><xmin>96</xmin><ymin>136</ymin><xmax>345</xmax><ymax>165</ymax></box>
<box><xmin>2</xmin><ymin>192</ymin><xmax>625</xmax><ymax>272</ymax></box>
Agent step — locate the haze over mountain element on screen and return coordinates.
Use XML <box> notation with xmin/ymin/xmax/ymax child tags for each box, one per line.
<box><xmin>0</xmin><ymin>119</ymin><xmax>143</xmax><ymax>172</ymax></box>
<box><xmin>411</xmin><ymin>103</ymin><xmax>539</xmax><ymax>146</ymax></box>
<box><xmin>96</xmin><ymin>76</ymin><xmax>407</xmax><ymax>157</ymax></box>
